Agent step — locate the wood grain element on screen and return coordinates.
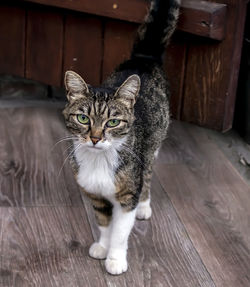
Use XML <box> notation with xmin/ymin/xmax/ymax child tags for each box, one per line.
<box><xmin>223</xmin><ymin>0</ymin><xmax>247</xmax><ymax>130</ymax></box>
<box><xmin>182</xmin><ymin>0</ymin><xmax>247</xmax><ymax>131</ymax></box>
<box><xmin>0</xmin><ymin>6</ymin><xmax>25</xmax><ymax>77</ymax></box>
<box><xmin>0</xmin><ymin>107</ymin><xmax>82</xmax><ymax>206</ymax></box>
<box><xmin>178</xmin><ymin>0</ymin><xmax>227</xmax><ymax>40</ymax></box>
<box><xmin>63</xmin><ymin>15</ymin><xmax>103</xmax><ymax>86</ymax></box>
<box><xmin>155</xmin><ymin>120</ymin><xmax>250</xmax><ymax>287</ymax></box>
<box><xmin>102</xmin><ymin>20</ymin><xmax>138</xmax><ymax>80</ymax></box>
<box><xmin>165</xmin><ymin>36</ymin><xmax>187</xmax><ymax>119</ymax></box>
<box><xmin>0</xmin><ymin>207</ymin><xmax>107</xmax><ymax>287</ymax></box>
<box><xmin>22</xmin><ymin>0</ymin><xmax>149</xmax><ymax>25</ymax></box>
<box><xmin>22</xmin><ymin>0</ymin><xmax>228</xmax><ymax>40</ymax></box>
<box><xmin>26</xmin><ymin>9</ymin><xmax>63</xmax><ymax>87</ymax></box>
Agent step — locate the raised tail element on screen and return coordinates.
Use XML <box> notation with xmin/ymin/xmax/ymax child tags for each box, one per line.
<box><xmin>131</xmin><ymin>0</ymin><xmax>180</xmax><ymax>62</ymax></box>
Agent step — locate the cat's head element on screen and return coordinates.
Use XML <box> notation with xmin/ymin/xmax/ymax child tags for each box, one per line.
<box><xmin>63</xmin><ymin>71</ymin><xmax>140</xmax><ymax>152</ymax></box>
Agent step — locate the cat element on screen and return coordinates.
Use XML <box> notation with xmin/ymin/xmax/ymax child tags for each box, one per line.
<box><xmin>63</xmin><ymin>0</ymin><xmax>180</xmax><ymax>275</ymax></box>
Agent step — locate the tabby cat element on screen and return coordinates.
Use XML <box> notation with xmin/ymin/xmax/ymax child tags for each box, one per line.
<box><xmin>63</xmin><ymin>0</ymin><xmax>180</xmax><ymax>275</ymax></box>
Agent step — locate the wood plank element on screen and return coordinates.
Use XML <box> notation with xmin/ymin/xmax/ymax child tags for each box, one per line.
<box><xmin>155</xmin><ymin>121</ymin><xmax>250</xmax><ymax>287</ymax></box>
<box><xmin>178</xmin><ymin>0</ymin><xmax>227</xmax><ymax>40</ymax></box>
<box><xmin>22</xmin><ymin>0</ymin><xmax>228</xmax><ymax>40</ymax></box>
<box><xmin>0</xmin><ymin>6</ymin><xmax>25</xmax><ymax>77</ymax></box>
<box><xmin>165</xmin><ymin>36</ymin><xmax>187</xmax><ymax>119</ymax></box>
<box><xmin>223</xmin><ymin>0</ymin><xmax>247</xmax><ymax>130</ymax></box>
<box><xmin>0</xmin><ymin>107</ymin><xmax>82</xmax><ymax>206</ymax></box>
<box><xmin>184</xmin><ymin>120</ymin><xmax>250</xmax><ymax>185</ymax></box>
<box><xmin>26</xmin><ymin>9</ymin><xmax>63</xmax><ymax>86</ymax></box>
<box><xmin>182</xmin><ymin>0</ymin><xmax>247</xmax><ymax>131</ymax></box>
<box><xmin>0</xmin><ymin>207</ymin><xmax>107</xmax><ymax>286</ymax></box>
<box><xmin>156</xmin><ymin>120</ymin><xmax>207</xmax><ymax>165</ymax></box>
<box><xmin>83</xmin><ymin>175</ymin><xmax>215</xmax><ymax>286</ymax></box>
<box><xmin>63</xmin><ymin>15</ymin><xmax>103</xmax><ymax>86</ymax></box>
<box><xmin>102</xmin><ymin>20</ymin><xmax>137</xmax><ymax>80</ymax></box>
<box><xmin>22</xmin><ymin>0</ymin><xmax>149</xmax><ymax>25</ymax></box>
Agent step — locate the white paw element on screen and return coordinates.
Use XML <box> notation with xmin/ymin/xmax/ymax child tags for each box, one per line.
<box><xmin>136</xmin><ymin>204</ymin><xmax>152</xmax><ymax>220</ymax></box>
<box><xmin>89</xmin><ymin>242</ymin><xmax>107</xmax><ymax>259</ymax></box>
<box><xmin>105</xmin><ymin>257</ymin><xmax>128</xmax><ymax>275</ymax></box>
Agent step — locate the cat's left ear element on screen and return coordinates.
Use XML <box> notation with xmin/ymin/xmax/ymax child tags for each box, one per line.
<box><xmin>64</xmin><ymin>71</ymin><xmax>89</xmax><ymax>102</ymax></box>
<box><xmin>115</xmin><ymin>75</ymin><xmax>140</xmax><ymax>108</ymax></box>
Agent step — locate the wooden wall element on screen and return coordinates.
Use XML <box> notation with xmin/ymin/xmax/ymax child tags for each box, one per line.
<box><xmin>0</xmin><ymin>4</ymin><xmax>100</xmax><ymax>86</ymax></box>
<box><xmin>0</xmin><ymin>0</ymin><xmax>248</xmax><ymax>131</ymax></box>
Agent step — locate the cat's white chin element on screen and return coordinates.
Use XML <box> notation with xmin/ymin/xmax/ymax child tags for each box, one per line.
<box><xmin>86</xmin><ymin>145</ymin><xmax>105</xmax><ymax>152</ymax></box>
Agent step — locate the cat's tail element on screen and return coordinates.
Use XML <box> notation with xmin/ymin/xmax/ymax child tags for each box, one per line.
<box><xmin>131</xmin><ymin>0</ymin><xmax>181</xmax><ymax>62</ymax></box>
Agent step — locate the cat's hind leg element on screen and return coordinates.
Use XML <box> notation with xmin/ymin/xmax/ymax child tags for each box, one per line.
<box><xmin>136</xmin><ymin>166</ymin><xmax>152</xmax><ymax>220</ymax></box>
<box><xmin>88</xmin><ymin>195</ymin><xmax>113</xmax><ymax>259</ymax></box>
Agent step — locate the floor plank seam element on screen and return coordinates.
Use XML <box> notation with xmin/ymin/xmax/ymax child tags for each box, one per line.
<box><xmin>154</xmin><ymin>170</ymin><xmax>217</xmax><ymax>287</ymax></box>
<box><xmin>185</xmin><ymin>127</ymin><xmax>250</xmax><ymax>189</ymax></box>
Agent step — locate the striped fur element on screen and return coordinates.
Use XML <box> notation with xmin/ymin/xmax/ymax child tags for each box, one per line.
<box><xmin>132</xmin><ymin>0</ymin><xmax>180</xmax><ymax>61</ymax></box>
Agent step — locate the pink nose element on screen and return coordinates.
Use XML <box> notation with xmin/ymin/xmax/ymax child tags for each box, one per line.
<box><xmin>90</xmin><ymin>136</ymin><xmax>101</xmax><ymax>145</ymax></box>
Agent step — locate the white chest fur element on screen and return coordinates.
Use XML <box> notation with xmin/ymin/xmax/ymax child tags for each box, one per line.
<box><xmin>74</xmin><ymin>143</ymin><xmax>120</xmax><ymax>197</ymax></box>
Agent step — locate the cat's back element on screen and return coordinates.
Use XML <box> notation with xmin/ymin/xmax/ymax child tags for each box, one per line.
<box><xmin>104</xmin><ymin>59</ymin><xmax>169</xmax><ymax>112</ymax></box>
<box><xmin>104</xmin><ymin>59</ymin><xmax>170</xmax><ymax>139</ymax></box>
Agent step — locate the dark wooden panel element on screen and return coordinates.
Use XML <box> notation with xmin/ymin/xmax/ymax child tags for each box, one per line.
<box><xmin>165</xmin><ymin>37</ymin><xmax>187</xmax><ymax>119</ymax></box>
<box><xmin>179</xmin><ymin>0</ymin><xmax>227</xmax><ymax>40</ymax></box>
<box><xmin>155</xmin><ymin>120</ymin><xmax>250</xmax><ymax>287</ymax></box>
<box><xmin>23</xmin><ymin>0</ymin><xmax>149</xmax><ymax>24</ymax></box>
<box><xmin>102</xmin><ymin>20</ymin><xmax>138</xmax><ymax>80</ymax></box>
<box><xmin>0</xmin><ymin>6</ymin><xmax>25</xmax><ymax>76</ymax></box>
<box><xmin>83</xmin><ymin>176</ymin><xmax>216</xmax><ymax>286</ymax></box>
<box><xmin>0</xmin><ymin>207</ymin><xmax>107</xmax><ymax>286</ymax></box>
<box><xmin>63</xmin><ymin>15</ymin><xmax>103</xmax><ymax>86</ymax></box>
<box><xmin>22</xmin><ymin>0</ymin><xmax>227</xmax><ymax>40</ymax></box>
<box><xmin>182</xmin><ymin>0</ymin><xmax>247</xmax><ymax>131</ymax></box>
<box><xmin>0</xmin><ymin>107</ymin><xmax>83</xmax><ymax>206</ymax></box>
<box><xmin>223</xmin><ymin>0</ymin><xmax>248</xmax><ymax>130</ymax></box>
<box><xmin>26</xmin><ymin>9</ymin><xmax>63</xmax><ymax>86</ymax></box>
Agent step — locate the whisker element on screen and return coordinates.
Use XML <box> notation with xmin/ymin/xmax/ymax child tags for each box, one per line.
<box><xmin>63</xmin><ymin>143</ymin><xmax>74</xmax><ymax>155</ymax></box>
<box><xmin>50</xmin><ymin>136</ymin><xmax>78</xmax><ymax>152</ymax></box>
<box><xmin>57</xmin><ymin>143</ymin><xmax>82</xmax><ymax>177</ymax></box>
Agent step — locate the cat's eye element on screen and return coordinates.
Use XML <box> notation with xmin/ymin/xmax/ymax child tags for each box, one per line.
<box><xmin>77</xmin><ymin>114</ymin><xmax>90</xmax><ymax>124</ymax></box>
<box><xmin>106</xmin><ymin>119</ymin><xmax>120</xmax><ymax>128</ymax></box>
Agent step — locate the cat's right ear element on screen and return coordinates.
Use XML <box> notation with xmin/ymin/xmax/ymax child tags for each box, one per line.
<box><xmin>64</xmin><ymin>71</ymin><xmax>89</xmax><ymax>102</ymax></box>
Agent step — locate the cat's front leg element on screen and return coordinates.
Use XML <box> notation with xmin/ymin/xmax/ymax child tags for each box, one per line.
<box><xmin>88</xmin><ymin>195</ymin><xmax>113</xmax><ymax>259</ymax></box>
<box><xmin>105</xmin><ymin>203</ymin><xmax>137</xmax><ymax>275</ymax></box>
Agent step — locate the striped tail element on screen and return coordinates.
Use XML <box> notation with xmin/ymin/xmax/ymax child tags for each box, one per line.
<box><xmin>131</xmin><ymin>0</ymin><xmax>181</xmax><ymax>62</ymax></box>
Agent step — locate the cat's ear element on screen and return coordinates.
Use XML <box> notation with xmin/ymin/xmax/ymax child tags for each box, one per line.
<box><xmin>64</xmin><ymin>71</ymin><xmax>89</xmax><ymax>101</ymax></box>
<box><xmin>115</xmin><ymin>75</ymin><xmax>140</xmax><ymax>108</ymax></box>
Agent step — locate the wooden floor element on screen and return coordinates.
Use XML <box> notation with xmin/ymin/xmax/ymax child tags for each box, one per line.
<box><xmin>0</xmin><ymin>104</ymin><xmax>250</xmax><ymax>287</ymax></box>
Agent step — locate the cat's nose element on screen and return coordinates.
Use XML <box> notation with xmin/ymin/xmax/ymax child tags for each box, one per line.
<box><xmin>90</xmin><ymin>136</ymin><xmax>101</xmax><ymax>145</ymax></box>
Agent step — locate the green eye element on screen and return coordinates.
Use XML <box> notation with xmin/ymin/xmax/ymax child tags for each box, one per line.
<box><xmin>77</xmin><ymin>114</ymin><xmax>90</xmax><ymax>124</ymax></box>
<box><xmin>106</xmin><ymin>119</ymin><xmax>120</xmax><ymax>128</ymax></box>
